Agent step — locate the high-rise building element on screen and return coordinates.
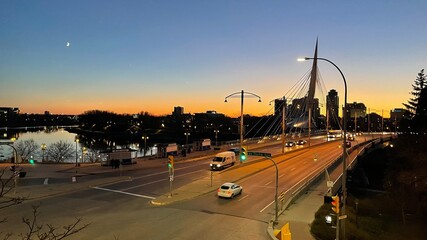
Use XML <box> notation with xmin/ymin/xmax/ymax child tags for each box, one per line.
<box><xmin>326</xmin><ymin>89</ymin><xmax>339</xmax><ymax>120</ymax></box>
<box><xmin>274</xmin><ymin>97</ymin><xmax>287</xmax><ymax>116</ymax></box>
<box><xmin>173</xmin><ymin>106</ymin><xmax>184</xmax><ymax>115</ymax></box>
<box><xmin>346</xmin><ymin>102</ymin><xmax>367</xmax><ymax>119</ymax></box>
<box><xmin>0</xmin><ymin>107</ymin><xmax>20</xmax><ymax>127</ymax></box>
<box><xmin>390</xmin><ymin>108</ymin><xmax>407</xmax><ymax>121</ymax></box>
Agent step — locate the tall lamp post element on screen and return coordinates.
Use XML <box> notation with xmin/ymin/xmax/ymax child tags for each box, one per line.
<box><xmin>41</xmin><ymin>143</ymin><xmax>46</xmax><ymax>162</ymax></box>
<box><xmin>75</xmin><ymin>138</ymin><xmax>79</xmax><ymax>167</ymax></box>
<box><xmin>299</xmin><ymin>57</ymin><xmax>348</xmax><ymax>239</ymax></box>
<box><xmin>184</xmin><ymin>132</ymin><xmax>190</xmax><ymax>146</ymax></box>
<box><xmin>214</xmin><ymin>130</ymin><xmax>219</xmax><ymax>146</ymax></box>
<box><xmin>269</xmin><ymin>96</ymin><xmax>287</xmax><ymax>154</ymax></box>
<box><xmin>142</xmin><ymin>135</ymin><xmax>149</xmax><ymax>156</ymax></box>
<box><xmin>225</xmin><ymin>90</ymin><xmax>261</xmax><ymax>162</ymax></box>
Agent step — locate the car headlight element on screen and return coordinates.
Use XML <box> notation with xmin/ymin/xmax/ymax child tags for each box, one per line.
<box><xmin>217</xmin><ymin>164</ymin><xmax>221</xmax><ymax>167</ymax></box>
<box><xmin>210</xmin><ymin>164</ymin><xmax>213</xmax><ymax>166</ymax></box>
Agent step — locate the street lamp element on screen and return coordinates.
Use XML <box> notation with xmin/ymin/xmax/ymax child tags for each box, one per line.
<box><xmin>298</xmin><ymin>56</ymin><xmax>348</xmax><ymax>239</ymax></box>
<box><xmin>75</xmin><ymin>138</ymin><xmax>79</xmax><ymax>167</ymax></box>
<box><xmin>269</xmin><ymin>96</ymin><xmax>287</xmax><ymax>154</ymax></box>
<box><xmin>214</xmin><ymin>130</ymin><xmax>219</xmax><ymax>146</ymax></box>
<box><xmin>142</xmin><ymin>135</ymin><xmax>149</xmax><ymax>157</ymax></box>
<box><xmin>225</xmin><ymin>90</ymin><xmax>262</xmax><ymax>162</ymax></box>
<box><xmin>81</xmin><ymin>147</ymin><xmax>87</xmax><ymax>163</ymax></box>
<box><xmin>184</xmin><ymin>132</ymin><xmax>190</xmax><ymax>146</ymax></box>
<box><xmin>41</xmin><ymin>143</ymin><xmax>46</xmax><ymax>162</ymax></box>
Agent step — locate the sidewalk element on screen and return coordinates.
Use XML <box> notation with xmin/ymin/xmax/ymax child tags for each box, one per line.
<box><xmin>273</xmin><ymin>177</ymin><xmax>328</xmax><ymax>240</ymax></box>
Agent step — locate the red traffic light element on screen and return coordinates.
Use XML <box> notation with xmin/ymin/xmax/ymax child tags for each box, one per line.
<box><xmin>331</xmin><ymin>195</ymin><xmax>340</xmax><ymax>213</ymax></box>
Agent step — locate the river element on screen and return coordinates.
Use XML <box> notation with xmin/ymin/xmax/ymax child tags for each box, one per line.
<box><xmin>0</xmin><ymin>126</ymin><xmax>155</xmax><ymax>163</ymax></box>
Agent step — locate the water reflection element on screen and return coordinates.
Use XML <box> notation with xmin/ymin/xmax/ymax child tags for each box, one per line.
<box><xmin>0</xmin><ymin>127</ymin><xmax>156</xmax><ymax>163</ymax></box>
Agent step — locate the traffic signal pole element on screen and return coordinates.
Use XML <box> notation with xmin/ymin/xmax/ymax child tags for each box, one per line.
<box><xmin>266</xmin><ymin>156</ymin><xmax>278</xmax><ymax>224</ymax></box>
<box><xmin>167</xmin><ymin>155</ymin><xmax>174</xmax><ymax>198</ymax></box>
<box><xmin>332</xmin><ymin>195</ymin><xmax>341</xmax><ymax>240</ymax></box>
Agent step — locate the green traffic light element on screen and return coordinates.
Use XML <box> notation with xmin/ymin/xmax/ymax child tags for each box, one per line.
<box><xmin>240</xmin><ymin>153</ymin><xmax>246</xmax><ymax>161</ymax></box>
<box><xmin>29</xmin><ymin>159</ymin><xmax>35</xmax><ymax>165</ymax></box>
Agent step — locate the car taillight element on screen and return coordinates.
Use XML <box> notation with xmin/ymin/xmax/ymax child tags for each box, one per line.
<box><xmin>217</xmin><ymin>188</ymin><xmax>220</xmax><ymax>192</ymax></box>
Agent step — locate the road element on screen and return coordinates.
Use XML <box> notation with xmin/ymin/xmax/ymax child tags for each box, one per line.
<box><xmin>0</xmin><ymin>134</ymin><xmax>383</xmax><ymax>239</ymax></box>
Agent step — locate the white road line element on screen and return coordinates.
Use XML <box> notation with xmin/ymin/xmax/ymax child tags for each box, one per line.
<box><xmin>132</xmin><ymin>163</ymin><xmax>208</xmax><ymax>180</ymax></box>
<box><xmin>238</xmin><ymin>195</ymin><xmax>249</xmax><ymax>201</ymax></box>
<box><xmin>92</xmin><ymin>186</ymin><xmax>155</xmax><ymax>199</ymax></box>
<box><xmin>264</xmin><ymin>181</ymin><xmax>272</xmax><ymax>186</ymax></box>
<box><xmin>123</xmin><ymin>169</ymin><xmax>206</xmax><ymax>191</ymax></box>
<box><xmin>290</xmin><ymin>167</ymin><xmax>296</xmax><ymax>171</ymax></box>
<box><xmin>260</xmin><ymin>200</ymin><xmax>274</xmax><ymax>212</ymax></box>
<box><xmin>279</xmin><ymin>174</ymin><xmax>285</xmax><ymax>178</ymax></box>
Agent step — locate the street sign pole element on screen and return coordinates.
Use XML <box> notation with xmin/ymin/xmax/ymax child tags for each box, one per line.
<box><xmin>263</xmin><ymin>155</ymin><xmax>278</xmax><ymax>225</ymax></box>
<box><xmin>168</xmin><ymin>167</ymin><xmax>174</xmax><ymax>198</ymax></box>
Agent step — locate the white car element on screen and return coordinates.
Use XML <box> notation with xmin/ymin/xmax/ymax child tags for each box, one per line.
<box><xmin>217</xmin><ymin>182</ymin><xmax>243</xmax><ymax>198</ymax></box>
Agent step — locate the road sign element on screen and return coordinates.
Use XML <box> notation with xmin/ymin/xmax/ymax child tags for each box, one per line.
<box><xmin>247</xmin><ymin>151</ymin><xmax>272</xmax><ymax>157</ymax></box>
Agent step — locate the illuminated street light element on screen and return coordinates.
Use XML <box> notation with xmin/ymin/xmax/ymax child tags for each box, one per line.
<box><xmin>225</xmin><ymin>90</ymin><xmax>261</xmax><ymax>162</ymax></box>
<box><xmin>269</xmin><ymin>96</ymin><xmax>287</xmax><ymax>154</ymax></box>
<box><xmin>214</xmin><ymin>129</ymin><xmax>219</xmax><ymax>146</ymax></box>
<box><xmin>142</xmin><ymin>135</ymin><xmax>149</xmax><ymax>157</ymax></box>
<box><xmin>299</xmin><ymin>56</ymin><xmax>348</xmax><ymax>239</ymax></box>
<box><xmin>82</xmin><ymin>147</ymin><xmax>87</xmax><ymax>163</ymax></box>
<box><xmin>75</xmin><ymin>138</ymin><xmax>80</xmax><ymax>167</ymax></box>
<box><xmin>41</xmin><ymin>143</ymin><xmax>47</xmax><ymax>162</ymax></box>
<box><xmin>184</xmin><ymin>132</ymin><xmax>190</xmax><ymax>146</ymax></box>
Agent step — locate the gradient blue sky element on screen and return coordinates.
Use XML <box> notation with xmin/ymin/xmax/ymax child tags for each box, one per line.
<box><xmin>1</xmin><ymin>0</ymin><xmax>426</xmax><ymax>117</ymax></box>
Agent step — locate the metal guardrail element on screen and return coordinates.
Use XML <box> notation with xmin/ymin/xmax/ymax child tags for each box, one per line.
<box><xmin>266</xmin><ymin>135</ymin><xmax>394</xmax><ymax>239</ymax></box>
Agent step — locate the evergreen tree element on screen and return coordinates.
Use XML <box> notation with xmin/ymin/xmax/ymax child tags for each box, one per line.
<box><xmin>415</xmin><ymin>87</ymin><xmax>427</xmax><ymax>131</ymax></box>
<box><xmin>403</xmin><ymin>69</ymin><xmax>427</xmax><ymax>132</ymax></box>
<box><xmin>403</xmin><ymin>69</ymin><xmax>426</xmax><ymax>116</ymax></box>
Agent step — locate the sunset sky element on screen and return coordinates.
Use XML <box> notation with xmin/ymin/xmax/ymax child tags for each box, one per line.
<box><xmin>1</xmin><ymin>1</ymin><xmax>426</xmax><ymax>118</ymax></box>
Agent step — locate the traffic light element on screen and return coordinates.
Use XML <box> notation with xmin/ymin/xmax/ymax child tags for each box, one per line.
<box><xmin>167</xmin><ymin>155</ymin><xmax>174</xmax><ymax>169</ymax></box>
<box><xmin>331</xmin><ymin>195</ymin><xmax>340</xmax><ymax>213</ymax></box>
<box><xmin>239</xmin><ymin>147</ymin><xmax>247</xmax><ymax>161</ymax></box>
<box><xmin>29</xmin><ymin>156</ymin><xmax>35</xmax><ymax>165</ymax></box>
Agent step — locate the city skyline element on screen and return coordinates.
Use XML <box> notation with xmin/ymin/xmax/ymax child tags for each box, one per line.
<box><xmin>1</xmin><ymin>1</ymin><xmax>426</xmax><ymax>118</ymax></box>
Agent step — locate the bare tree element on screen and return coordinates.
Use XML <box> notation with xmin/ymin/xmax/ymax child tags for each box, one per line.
<box><xmin>1</xmin><ymin>168</ymin><xmax>89</xmax><ymax>239</ymax></box>
<box><xmin>0</xmin><ymin>168</ymin><xmax>25</xmax><ymax>210</ymax></box>
<box><xmin>85</xmin><ymin>148</ymin><xmax>100</xmax><ymax>163</ymax></box>
<box><xmin>19</xmin><ymin>205</ymin><xmax>89</xmax><ymax>240</ymax></box>
<box><xmin>14</xmin><ymin>139</ymin><xmax>38</xmax><ymax>163</ymax></box>
<box><xmin>46</xmin><ymin>141</ymin><xmax>74</xmax><ymax>163</ymax></box>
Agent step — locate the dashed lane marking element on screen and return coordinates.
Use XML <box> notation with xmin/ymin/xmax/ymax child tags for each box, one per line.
<box><xmin>238</xmin><ymin>195</ymin><xmax>249</xmax><ymax>201</ymax></box>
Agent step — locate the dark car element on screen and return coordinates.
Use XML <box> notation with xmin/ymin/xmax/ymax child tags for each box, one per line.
<box><xmin>296</xmin><ymin>139</ymin><xmax>307</xmax><ymax>145</ymax></box>
<box><xmin>345</xmin><ymin>141</ymin><xmax>351</xmax><ymax>148</ymax></box>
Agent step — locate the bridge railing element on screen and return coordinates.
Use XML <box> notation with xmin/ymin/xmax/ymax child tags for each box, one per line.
<box><xmin>267</xmin><ymin>135</ymin><xmax>394</xmax><ymax>239</ymax></box>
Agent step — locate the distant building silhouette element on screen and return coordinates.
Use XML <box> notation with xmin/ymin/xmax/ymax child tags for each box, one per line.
<box><xmin>326</xmin><ymin>89</ymin><xmax>339</xmax><ymax>129</ymax></box>
<box><xmin>173</xmin><ymin>106</ymin><xmax>184</xmax><ymax>115</ymax></box>
<box><xmin>390</xmin><ymin>108</ymin><xmax>406</xmax><ymax>121</ymax></box>
<box><xmin>274</xmin><ymin>97</ymin><xmax>287</xmax><ymax>116</ymax></box>
<box><xmin>0</xmin><ymin>107</ymin><xmax>20</xmax><ymax>127</ymax></box>
<box><xmin>346</xmin><ymin>102</ymin><xmax>367</xmax><ymax>119</ymax></box>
